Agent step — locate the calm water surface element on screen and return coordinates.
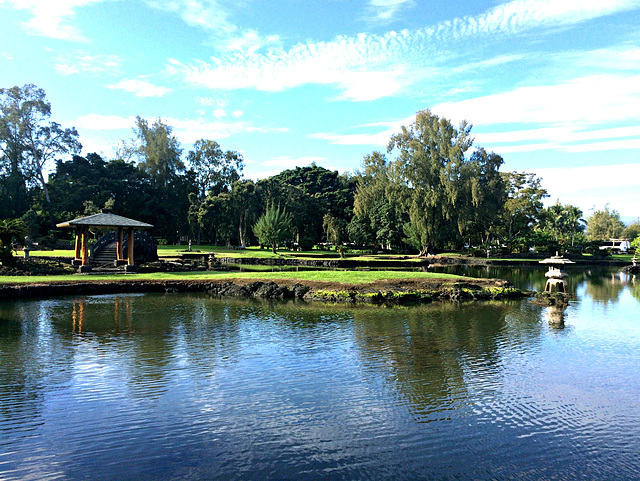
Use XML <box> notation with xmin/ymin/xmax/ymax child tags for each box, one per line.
<box><xmin>1</xmin><ymin>267</ymin><xmax>639</xmax><ymax>480</ymax></box>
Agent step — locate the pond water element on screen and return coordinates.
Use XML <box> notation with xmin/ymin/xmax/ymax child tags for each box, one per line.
<box><xmin>1</xmin><ymin>267</ymin><xmax>639</xmax><ymax>480</ymax></box>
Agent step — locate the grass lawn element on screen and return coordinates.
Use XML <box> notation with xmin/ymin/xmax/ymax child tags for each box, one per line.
<box><xmin>158</xmin><ymin>245</ymin><xmax>429</xmax><ymax>262</ymax></box>
<box><xmin>612</xmin><ymin>254</ymin><xmax>635</xmax><ymax>262</ymax></box>
<box><xmin>0</xmin><ymin>270</ymin><xmax>465</xmax><ymax>285</ymax></box>
<box><xmin>19</xmin><ymin>249</ymin><xmax>74</xmax><ymax>257</ymax></box>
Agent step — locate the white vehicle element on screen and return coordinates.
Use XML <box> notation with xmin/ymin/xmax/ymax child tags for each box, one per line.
<box><xmin>599</xmin><ymin>239</ymin><xmax>631</xmax><ymax>253</ymax></box>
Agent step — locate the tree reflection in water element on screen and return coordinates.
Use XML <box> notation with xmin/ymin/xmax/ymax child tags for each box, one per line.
<box><xmin>349</xmin><ymin>301</ymin><xmax>543</xmax><ymax>422</ymax></box>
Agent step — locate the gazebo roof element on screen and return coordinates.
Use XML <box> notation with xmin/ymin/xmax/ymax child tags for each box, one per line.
<box><xmin>57</xmin><ymin>212</ymin><xmax>154</xmax><ymax>230</ymax></box>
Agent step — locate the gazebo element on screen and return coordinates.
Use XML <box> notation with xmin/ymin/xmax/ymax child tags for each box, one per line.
<box><xmin>57</xmin><ymin>213</ymin><xmax>154</xmax><ymax>272</ymax></box>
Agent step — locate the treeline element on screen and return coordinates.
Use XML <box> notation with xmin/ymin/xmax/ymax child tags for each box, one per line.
<box><xmin>1</xmin><ymin>84</ymin><xmax>638</xmax><ymax>256</ymax></box>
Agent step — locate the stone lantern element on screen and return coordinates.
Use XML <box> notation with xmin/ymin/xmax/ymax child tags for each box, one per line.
<box><xmin>539</xmin><ymin>252</ymin><xmax>575</xmax><ymax>293</ymax></box>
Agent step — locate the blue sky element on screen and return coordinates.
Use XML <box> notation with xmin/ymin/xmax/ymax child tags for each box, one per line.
<box><xmin>1</xmin><ymin>0</ymin><xmax>639</xmax><ymax>219</ymax></box>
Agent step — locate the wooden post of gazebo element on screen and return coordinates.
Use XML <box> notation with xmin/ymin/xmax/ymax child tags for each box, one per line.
<box><xmin>81</xmin><ymin>227</ymin><xmax>90</xmax><ymax>268</ymax></box>
<box><xmin>116</xmin><ymin>227</ymin><xmax>126</xmax><ymax>266</ymax></box>
<box><xmin>126</xmin><ymin>227</ymin><xmax>135</xmax><ymax>272</ymax></box>
<box><xmin>73</xmin><ymin>226</ymin><xmax>82</xmax><ymax>266</ymax></box>
<box><xmin>57</xmin><ymin>213</ymin><xmax>153</xmax><ymax>273</ymax></box>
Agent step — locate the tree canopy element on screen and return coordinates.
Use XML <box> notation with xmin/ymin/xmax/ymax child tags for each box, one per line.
<box><xmin>0</xmin><ymin>84</ymin><xmax>81</xmax><ymax>226</ymax></box>
<box><xmin>586</xmin><ymin>208</ymin><xmax>626</xmax><ymax>241</ymax></box>
<box><xmin>253</xmin><ymin>204</ymin><xmax>292</xmax><ymax>253</ymax></box>
<box><xmin>134</xmin><ymin>116</ymin><xmax>184</xmax><ymax>188</ymax></box>
<box><xmin>2</xmin><ymin>83</ymin><xmax>635</xmax><ymax>255</ymax></box>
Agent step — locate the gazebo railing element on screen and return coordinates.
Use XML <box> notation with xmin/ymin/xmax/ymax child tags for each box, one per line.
<box><xmin>91</xmin><ymin>231</ymin><xmax>117</xmax><ymax>259</ymax></box>
<box><xmin>91</xmin><ymin>230</ymin><xmax>158</xmax><ymax>263</ymax></box>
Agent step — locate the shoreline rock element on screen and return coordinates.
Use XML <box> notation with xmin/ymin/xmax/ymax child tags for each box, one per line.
<box><xmin>0</xmin><ymin>278</ymin><xmax>533</xmax><ymax>305</ymax></box>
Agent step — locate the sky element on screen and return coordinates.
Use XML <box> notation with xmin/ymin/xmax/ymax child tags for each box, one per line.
<box><xmin>1</xmin><ymin>0</ymin><xmax>639</xmax><ymax>221</ymax></box>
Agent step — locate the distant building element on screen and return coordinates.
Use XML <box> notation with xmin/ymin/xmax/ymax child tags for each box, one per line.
<box><xmin>599</xmin><ymin>239</ymin><xmax>631</xmax><ymax>253</ymax></box>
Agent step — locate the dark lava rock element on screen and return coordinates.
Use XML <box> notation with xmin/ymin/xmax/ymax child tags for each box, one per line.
<box><xmin>291</xmin><ymin>283</ymin><xmax>310</xmax><ymax>298</ymax></box>
<box><xmin>532</xmin><ymin>291</ymin><xmax>572</xmax><ymax>307</ymax></box>
<box><xmin>248</xmin><ymin>281</ymin><xmax>292</xmax><ymax>299</ymax></box>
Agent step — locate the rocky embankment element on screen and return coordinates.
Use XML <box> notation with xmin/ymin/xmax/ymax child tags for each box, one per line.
<box><xmin>0</xmin><ymin>277</ymin><xmax>532</xmax><ymax>305</ymax></box>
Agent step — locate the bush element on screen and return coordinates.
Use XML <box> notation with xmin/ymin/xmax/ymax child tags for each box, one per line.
<box><xmin>298</xmin><ymin>236</ymin><xmax>315</xmax><ymax>251</ymax></box>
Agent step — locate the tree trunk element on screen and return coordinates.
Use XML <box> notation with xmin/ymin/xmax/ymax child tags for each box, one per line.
<box><xmin>37</xmin><ymin>170</ymin><xmax>55</xmax><ymax>231</ymax></box>
<box><xmin>272</xmin><ymin>242</ymin><xmax>277</xmax><ymax>254</ymax></box>
<box><xmin>238</xmin><ymin>212</ymin><xmax>246</xmax><ymax>248</ymax></box>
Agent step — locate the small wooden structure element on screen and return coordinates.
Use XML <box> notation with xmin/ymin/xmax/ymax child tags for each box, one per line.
<box><xmin>57</xmin><ymin>213</ymin><xmax>153</xmax><ymax>272</ymax></box>
<box><xmin>539</xmin><ymin>253</ymin><xmax>575</xmax><ymax>293</ymax></box>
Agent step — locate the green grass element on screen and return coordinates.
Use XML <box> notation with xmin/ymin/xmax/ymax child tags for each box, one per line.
<box><xmin>18</xmin><ymin>249</ymin><xmax>74</xmax><ymax>257</ymax></box>
<box><xmin>612</xmin><ymin>254</ymin><xmax>635</xmax><ymax>262</ymax></box>
<box><xmin>158</xmin><ymin>245</ymin><xmax>426</xmax><ymax>261</ymax></box>
<box><xmin>0</xmin><ymin>270</ymin><xmax>465</xmax><ymax>285</ymax></box>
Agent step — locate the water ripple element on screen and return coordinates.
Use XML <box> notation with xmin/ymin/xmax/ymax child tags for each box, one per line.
<box><xmin>1</xmin><ymin>294</ymin><xmax>639</xmax><ymax>480</ymax></box>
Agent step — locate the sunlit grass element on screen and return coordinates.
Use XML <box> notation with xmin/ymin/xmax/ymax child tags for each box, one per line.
<box><xmin>0</xmin><ymin>270</ymin><xmax>465</xmax><ymax>285</ymax></box>
<box><xmin>17</xmin><ymin>249</ymin><xmax>74</xmax><ymax>257</ymax></box>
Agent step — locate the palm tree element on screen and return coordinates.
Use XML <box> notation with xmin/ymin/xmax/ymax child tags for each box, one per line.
<box><xmin>0</xmin><ymin>218</ymin><xmax>26</xmax><ymax>265</ymax></box>
<box><xmin>564</xmin><ymin>205</ymin><xmax>585</xmax><ymax>246</ymax></box>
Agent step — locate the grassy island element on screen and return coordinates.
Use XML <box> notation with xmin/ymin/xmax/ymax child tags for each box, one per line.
<box><xmin>0</xmin><ymin>269</ymin><xmax>530</xmax><ymax>305</ymax></box>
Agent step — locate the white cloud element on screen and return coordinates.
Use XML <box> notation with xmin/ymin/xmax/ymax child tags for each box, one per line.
<box><xmin>144</xmin><ymin>0</ymin><xmax>236</xmax><ymax>34</ymax></box>
<box><xmin>74</xmin><ymin>114</ymin><xmax>288</xmax><ymax>152</ymax></box>
<box><xmin>106</xmin><ymin>79</ymin><xmax>173</xmax><ymax>97</ymax></box>
<box><xmin>169</xmin><ymin>30</ymin><xmax>416</xmax><ymax>101</ymax></box>
<box><xmin>169</xmin><ymin>0</ymin><xmax>640</xmax><ymax>101</ymax></box>
<box><xmin>5</xmin><ymin>0</ymin><xmax>105</xmax><ymax>41</ymax></box>
<box><xmin>531</xmin><ymin>163</ymin><xmax>640</xmax><ymax>217</ymax></box>
<box><xmin>563</xmin><ymin>138</ymin><xmax>640</xmax><ymax>153</ymax></box>
<box><xmin>431</xmin><ymin>0</ymin><xmax>640</xmax><ymax>40</ymax></box>
<box><xmin>165</xmin><ymin>117</ymin><xmax>287</xmax><ymax>144</ymax></box>
<box><xmin>218</xmin><ymin>30</ymin><xmax>281</xmax><ymax>54</ymax></box>
<box><xmin>196</xmin><ymin>96</ymin><xmax>227</xmax><ymax>107</ymax></box>
<box><xmin>54</xmin><ymin>51</ymin><xmax>121</xmax><ymax>75</ymax></box>
<box><xmin>475</xmin><ymin>126</ymin><xmax>640</xmax><ymax>144</ymax></box>
<box><xmin>75</xmin><ymin>114</ymin><xmax>136</xmax><ymax>130</ymax></box>
<box><xmin>365</xmin><ymin>0</ymin><xmax>414</xmax><ymax>22</ymax></box>
<box><xmin>433</xmin><ymin>74</ymin><xmax>640</xmax><ymax>126</ymax></box>
<box><xmin>144</xmin><ymin>0</ymin><xmax>280</xmax><ymax>53</ymax></box>
<box><xmin>310</xmin><ymin>114</ymin><xmax>412</xmax><ymax>146</ymax></box>
<box><xmin>260</xmin><ymin>156</ymin><xmax>325</xmax><ymax>168</ymax></box>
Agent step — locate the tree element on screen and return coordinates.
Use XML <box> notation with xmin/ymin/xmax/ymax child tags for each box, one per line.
<box><xmin>586</xmin><ymin>207</ymin><xmax>625</xmax><ymax>241</ymax></box>
<box><xmin>542</xmin><ymin>200</ymin><xmax>566</xmax><ymax>242</ymax></box>
<box><xmin>257</xmin><ymin>178</ymin><xmax>319</xmax><ymax>248</ymax></box>
<box><xmin>266</xmin><ymin>164</ymin><xmax>356</xmax><ymax>246</ymax></box>
<box><xmin>187</xmin><ymin>139</ymin><xmax>243</xmax><ymax>200</ymax></box>
<box><xmin>351</xmin><ymin>151</ymin><xmax>408</xmax><ymax>250</ymax></box>
<box><xmin>346</xmin><ymin>214</ymin><xmax>374</xmax><ymax>246</ymax></box>
<box><xmin>455</xmin><ymin>148</ymin><xmax>505</xmax><ymax>248</ymax></box>
<box><xmin>0</xmin><ymin>218</ymin><xmax>26</xmax><ymax>265</ymax></box>
<box><xmin>228</xmin><ymin>180</ymin><xmax>260</xmax><ymax>248</ymax></box>
<box><xmin>622</xmin><ymin>220</ymin><xmax>640</xmax><ymax>242</ymax></box>
<box><xmin>0</xmin><ymin>84</ymin><xmax>81</xmax><ymax>225</ymax></box>
<box><xmin>186</xmin><ymin>139</ymin><xmax>244</xmax><ymax>244</ymax></box>
<box><xmin>388</xmin><ymin>109</ymin><xmax>475</xmax><ymax>255</ymax></box>
<box><xmin>253</xmin><ymin>204</ymin><xmax>292</xmax><ymax>253</ymax></box>
<box><xmin>564</xmin><ymin>204</ymin><xmax>586</xmax><ymax>246</ymax></box>
<box><xmin>498</xmin><ymin>172</ymin><xmax>548</xmax><ymax>251</ymax></box>
<box><xmin>134</xmin><ymin>116</ymin><xmax>183</xmax><ymax>188</ymax></box>
<box><xmin>199</xmin><ymin>192</ymin><xmax>234</xmax><ymax>247</ymax></box>
<box><xmin>323</xmin><ymin>213</ymin><xmax>346</xmax><ymax>245</ymax></box>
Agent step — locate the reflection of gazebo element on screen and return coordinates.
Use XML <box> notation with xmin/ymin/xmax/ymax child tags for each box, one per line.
<box><xmin>57</xmin><ymin>213</ymin><xmax>153</xmax><ymax>272</ymax></box>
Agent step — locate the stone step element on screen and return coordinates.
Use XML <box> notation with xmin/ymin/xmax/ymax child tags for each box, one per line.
<box><xmin>93</xmin><ymin>241</ymin><xmax>119</xmax><ymax>265</ymax></box>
